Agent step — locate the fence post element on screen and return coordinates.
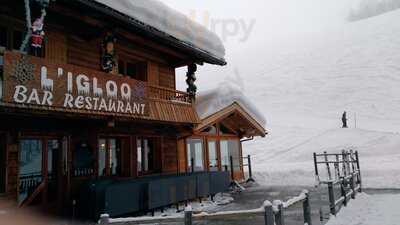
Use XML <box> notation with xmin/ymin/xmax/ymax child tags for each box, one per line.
<box><xmin>191</xmin><ymin>158</ymin><xmax>194</xmax><ymax>173</ymax></box>
<box><xmin>99</xmin><ymin>214</ymin><xmax>110</xmax><ymax>225</ymax></box>
<box><xmin>313</xmin><ymin>153</ymin><xmax>319</xmax><ymax>183</ymax></box>
<box><xmin>273</xmin><ymin>200</ymin><xmax>285</xmax><ymax>225</ymax></box>
<box><xmin>328</xmin><ymin>181</ymin><xmax>336</xmax><ymax>216</ymax></box>
<box><xmin>303</xmin><ymin>190</ymin><xmax>312</xmax><ymax>225</ymax></box>
<box><xmin>324</xmin><ymin>152</ymin><xmax>332</xmax><ymax>180</ymax></box>
<box><xmin>350</xmin><ymin>173</ymin><xmax>356</xmax><ymax>199</ymax></box>
<box><xmin>230</xmin><ymin>156</ymin><xmax>234</xmax><ymax>181</ymax></box>
<box><xmin>355</xmin><ymin>151</ymin><xmax>362</xmax><ymax>192</ymax></box>
<box><xmin>340</xmin><ymin>179</ymin><xmax>347</xmax><ymax>207</ymax></box>
<box><xmin>247</xmin><ymin>155</ymin><xmax>255</xmax><ymax>183</ymax></box>
<box><xmin>263</xmin><ymin>200</ymin><xmax>275</xmax><ymax>225</ymax></box>
<box><xmin>184</xmin><ymin>206</ymin><xmax>193</xmax><ymax>225</ymax></box>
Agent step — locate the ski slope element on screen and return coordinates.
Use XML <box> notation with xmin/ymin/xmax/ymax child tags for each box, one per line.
<box><xmin>240</xmin><ymin>10</ymin><xmax>400</xmax><ymax>189</ymax></box>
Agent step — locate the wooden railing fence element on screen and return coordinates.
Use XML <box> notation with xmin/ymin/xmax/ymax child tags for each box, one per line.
<box><xmin>314</xmin><ymin>150</ymin><xmax>362</xmax><ymax>216</ymax></box>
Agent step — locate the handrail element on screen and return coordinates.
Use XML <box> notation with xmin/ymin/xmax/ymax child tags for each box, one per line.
<box><xmin>148</xmin><ymin>85</ymin><xmax>191</xmax><ymax>104</ymax></box>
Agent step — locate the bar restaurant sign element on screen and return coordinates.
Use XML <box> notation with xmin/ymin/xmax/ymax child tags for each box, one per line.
<box><xmin>2</xmin><ymin>52</ymin><xmax>148</xmax><ymax>116</ymax></box>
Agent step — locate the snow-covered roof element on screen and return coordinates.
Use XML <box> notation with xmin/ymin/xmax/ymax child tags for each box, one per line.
<box><xmin>93</xmin><ymin>0</ymin><xmax>225</xmax><ymax>61</ymax></box>
<box><xmin>195</xmin><ymin>82</ymin><xmax>267</xmax><ymax>129</ymax></box>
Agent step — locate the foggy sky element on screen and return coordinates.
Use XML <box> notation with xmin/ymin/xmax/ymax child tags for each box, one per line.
<box><xmin>160</xmin><ymin>0</ymin><xmax>361</xmax><ymax>90</ymax></box>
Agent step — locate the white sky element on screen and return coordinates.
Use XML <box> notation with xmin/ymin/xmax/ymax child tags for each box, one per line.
<box><xmin>161</xmin><ymin>0</ymin><xmax>361</xmax><ymax>90</ymax></box>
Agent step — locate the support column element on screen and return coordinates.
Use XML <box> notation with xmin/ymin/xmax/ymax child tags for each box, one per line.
<box><xmin>186</xmin><ymin>64</ymin><xmax>197</xmax><ymax>102</ymax></box>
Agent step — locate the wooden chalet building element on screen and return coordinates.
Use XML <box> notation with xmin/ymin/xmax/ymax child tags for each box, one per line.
<box><xmin>0</xmin><ymin>0</ymin><xmax>266</xmax><ymax>218</ymax></box>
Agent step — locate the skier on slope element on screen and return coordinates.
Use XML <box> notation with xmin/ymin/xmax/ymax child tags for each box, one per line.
<box><xmin>342</xmin><ymin>111</ymin><xmax>348</xmax><ymax>128</ymax></box>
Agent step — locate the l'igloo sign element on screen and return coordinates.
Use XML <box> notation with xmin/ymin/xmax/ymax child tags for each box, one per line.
<box><xmin>2</xmin><ymin>52</ymin><xmax>148</xmax><ymax>116</ymax></box>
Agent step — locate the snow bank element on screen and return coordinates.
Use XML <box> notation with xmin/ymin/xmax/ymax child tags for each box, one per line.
<box><xmin>326</xmin><ymin>193</ymin><xmax>400</xmax><ymax>225</ymax></box>
<box><xmin>195</xmin><ymin>82</ymin><xmax>267</xmax><ymax>128</ymax></box>
<box><xmin>94</xmin><ymin>0</ymin><xmax>225</xmax><ymax>59</ymax></box>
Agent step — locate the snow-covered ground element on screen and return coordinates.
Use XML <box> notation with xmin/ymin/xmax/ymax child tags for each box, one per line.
<box><xmin>326</xmin><ymin>193</ymin><xmax>400</xmax><ymax>225</ymax></box>
<box><xmin>238</xmin><ymin>9</ymin><xmax>400</xmax><ymax>189</ymax></box>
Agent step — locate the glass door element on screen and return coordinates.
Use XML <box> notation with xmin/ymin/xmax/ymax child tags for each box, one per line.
<box><xmin>19</xmin><ymin>139</ymin><xmax>43</xmax><ymax>204</ymax></box>
<box><xmin>18</xmin><ymin>138</ymin><xmax>62</xmax><ymax>205</ymax></box>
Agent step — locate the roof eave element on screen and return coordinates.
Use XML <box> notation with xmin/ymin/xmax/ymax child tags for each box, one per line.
<box><xmin>76</xmin><ymin>0</ymin><xmax>227</xmax><ymax>66</ymax></box>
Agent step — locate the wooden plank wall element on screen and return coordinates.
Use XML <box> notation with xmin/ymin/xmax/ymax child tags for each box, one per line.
<box><xmin>6</xmin><ymin>134</ymin><xmax>18</xmax><ymax>198</ymax></box>
<box><xmin>67</xmin><ymin>36</ymin><xmax>101</xmax><ymax>71</ymax></box>
<box><xmin>46</xmin><ymin>30</ymin><xmax>67</xmax><ymax>64</ymax></box>
<box><xmin>159</xmin><ymin>65</ymin><xmax>176</xmax><ymax>89</ymax></box>
<box><xmin>177</xmin><ymin>138</ymin><xmax>187</xmax><ymax>173</ymax></box>
<box><xmin>162</xmin><ymin>137</ymin><xmax>178</xmax><ymax>174</ymax></box>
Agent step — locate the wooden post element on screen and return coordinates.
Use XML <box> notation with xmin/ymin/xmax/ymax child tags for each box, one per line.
<box><xmin>313</xmin><ymin>153</ymin><xmax>319</xmax><ymax>183</ymax></box>
<box><xmin>355</xmin><ymin>151</ymin><xmax>362</xmax><ymax>192</ymax></box>
<box><xmin>99</xmin><ymin>214</ymin><xmax>110</xmax><ymax>225</ymax></box>
<box><xmin>303</xmin><ymin>191</ymin><xmax>312</xmax><ymax>225</ymax></box>
<box><xmin>230</xmin><ymin>156</ymin><xmax>234</xmax><ymax>181</ymax></box>
<box><xmin>334</xmin><ymin>154</ymin><xmax>340</xmax><ymax>181</ymax></box>
<box><xmin>324</xmin><ymin>152</ymin><xmax>332</xmax><ymax>180</ymax></box>
<box><xmin>273</xmin><ymin>201</ymin><xmax>285</xmax><ymax>225</ymax></box>
<box><xmin>341</xmin><ymin>150</ymin><xmax>347</xmax><ymax>177</ymax></box>
<box><xmin>247</xmin><ymin>155</ymin><xmax>255</xmax><ymax>182</ymax></box>
<box><xmin>184</xmin><ymin>206</ymin><xmax>193</xmax><ymax>225</ymax></box>
<box><xmin>340</xmin><ymin>179</ymin><xmax>347</xmax><ymax>207</ymax></box>
<box><xmin>191</xmin><ymin>158</ymin><xmax>194</xmax><ymax>173</ymax></box>
<box><xmin>350</xmin><ymin>173</ymin><xmax>356</xmax><ymax>199</ymax></box>
<box><xmin>263</xmin><ymin>201</ymin><xmax>275</xmax><ymax>225</ymax></box>
<box><xmin>328</xmin><ymin>181</ymin><xmax>336</xmax><ymax>215</ymax></box>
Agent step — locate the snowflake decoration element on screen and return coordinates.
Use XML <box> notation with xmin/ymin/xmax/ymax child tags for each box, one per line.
<box><xmin>11</xmin><ymin>55</ymin><xmax>36</xmax><ymax>84</ymax></box>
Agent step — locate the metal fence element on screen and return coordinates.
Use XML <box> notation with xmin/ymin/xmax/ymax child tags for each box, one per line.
<box><xmin>314</xmin><ymin>150</ymin><xmax>362</xmax><ymax>216</ymax></box>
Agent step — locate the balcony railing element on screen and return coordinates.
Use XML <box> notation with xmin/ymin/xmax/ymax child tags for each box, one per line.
<box><xmin>148</xmin><ymin>85</ymin><xmax>191</xmax><ymax>104</ymax></box>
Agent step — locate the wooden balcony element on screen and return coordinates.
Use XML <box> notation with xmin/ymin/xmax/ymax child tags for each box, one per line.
<box><xmin>0</xmin><ymin>51</ymin><xmax>199</xmax><ymax>124</ymax></box>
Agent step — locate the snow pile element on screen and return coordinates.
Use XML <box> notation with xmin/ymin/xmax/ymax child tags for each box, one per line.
<box><xmin>195</xmin><ymin>82</ymin><xmax>267</xmax><ymax>128</ymax></box>
<box><xmin>94</xmin><ymin>0</ymin><xmax>225</xmax><ymax>59</ymax></box>
<box><xmin>108</xmin><ymin>193</ymin><xmax>234</xmax><ymax>223</ymax></box>
<box><xmin>326</xmin><ymin>193</ymin><xmax>400</xmax><ymax>225</ymax></box>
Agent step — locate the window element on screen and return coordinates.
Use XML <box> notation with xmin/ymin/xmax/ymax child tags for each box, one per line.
<box><xmin>0</xmin><ymin>26</ymin><xmax>7</xmax><ymax>48</ymax></box>
<box><xmin>118</xmin><ymin>58</ymin><xmax>147</xmax><ymax>81</ymax></box>
<box><xmin>220</xmin><ymin>139</ymin><xmax>241</xmax><ymax>172</ymax></box>
<box><xmin>12</xmin><ymin>30</ymin><xmax>24</xmax><ymax>50</ymax></box>
<box><xmin>208</xmin><ymin>140</ymin><xmax>218</xmax><ymax>171</ymax></box>
<box><xmin>137</xmin><ymin>138</ymin><xmax>158</xmax><ymax>174</ymax></box>
<box><xmin>98</xmin><ymin>138</ymin><xmax>122</xmax><ymax>177</ymax></box>
<box><xmin>74</xmin><ymin>142</ymin><xmax>95</xmax><ymax>177</ymax></box>
<box><xmin>187</xmin><ymin>138</ymin><xmax>204</xmax><ymax>172</ymax></box>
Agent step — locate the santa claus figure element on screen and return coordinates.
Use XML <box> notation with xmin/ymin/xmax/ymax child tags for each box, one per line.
<box><xmin>31</xmin><ymin>18</ymin><xmax>45</xmax><ymax>49</ymax></box>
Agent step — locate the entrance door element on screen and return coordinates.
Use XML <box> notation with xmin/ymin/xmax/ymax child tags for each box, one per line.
<box><xmin>18</xmin><ymin>138</ymin><xmax>62</xmax><ymax>206</ymax></box>
<box><xmin>0</xmin><ymin>135</ymin><xmax>6</xmax><ymax>193</ymax></box>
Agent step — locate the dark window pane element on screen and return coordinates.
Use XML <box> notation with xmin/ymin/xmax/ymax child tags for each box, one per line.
<box><xmin>0</xmin><ymin>26</ymin><xmax>7</xmax><ymax>48</ymax></box>
<box><xmin>109</xmin><ymin>139</ymin><xmax>122</xmax><ymax>176</ymax></box>
<box><xmin>13</xmin><ymin>30</ymin><xmax>24</xmax><ymax>50</ymax></box>
<box><xmin>73</xmin><ymin>142</ymin><xmax>94</xmax><ymax>177</ymax></box>
<box><xmin>118</xmin><ymin>60</ymin><xmax>125</xmax><ymax>75</ymax></box>
<box><xmin>126</xmin><ymin>62</ymin><xmax>136</xmax><ymax>79</ymax></box>
<box><xmin>98</xmin><ymin>139</ymin><xmax>106</xmax><ymax>176</ymax></box>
